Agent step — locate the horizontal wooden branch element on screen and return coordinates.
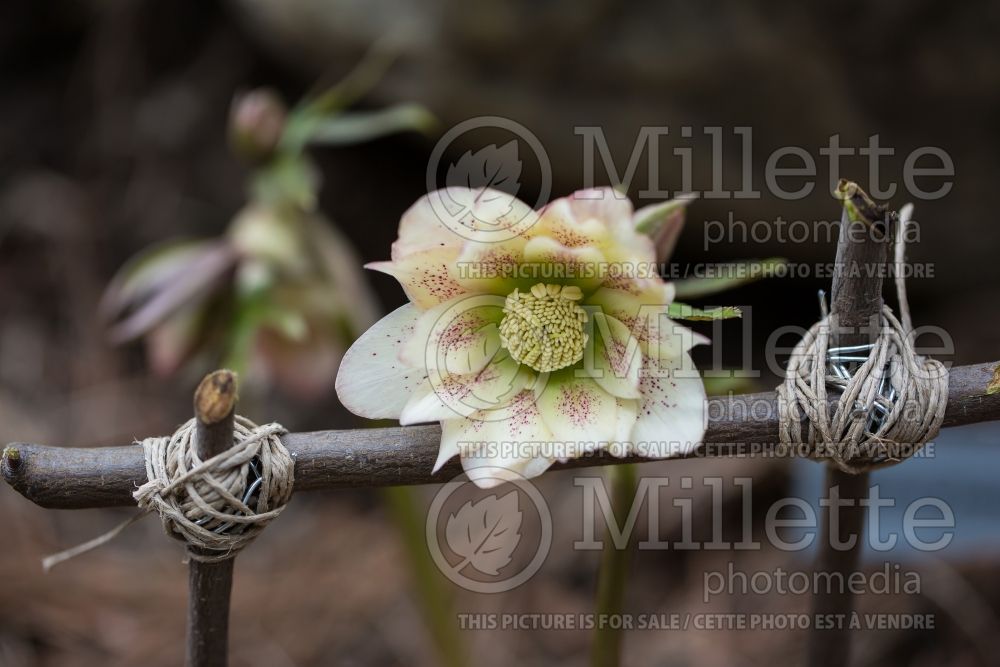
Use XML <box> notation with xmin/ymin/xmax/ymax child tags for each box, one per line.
<box><xmin>3</xmin><ymin>362</ymin><xmax>999</xmax><ymax>510</ymax></box>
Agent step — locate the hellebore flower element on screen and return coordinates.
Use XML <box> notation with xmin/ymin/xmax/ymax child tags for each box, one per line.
<box><xmin>336</xmin><ymin>187</ymin><xmax>708</xmax><ymax>487</ymax></box>
<box><xmin>101</xmin><ymin>73</ymin><xmax>434</xmax><ymax>398</ymax></box>
<box><xmin>101</xmin><ymin>203</ymin><xmax>379</xmax><ymax>398</ymax></box>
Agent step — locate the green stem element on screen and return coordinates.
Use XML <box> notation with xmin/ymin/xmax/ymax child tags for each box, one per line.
<box><xmin>382</xmin><ymin>485</ymin><xmax>467</xmax><ymax>667</ymax></box>
<box><xmin>591</xmin><ymin>463</ymin><xmax>638</xmax><ymax>667</ymax></box>
<box><xmin>295</xmin><ymin>38</ymin><xmax>399</xmax><ymax>118</ymax></box>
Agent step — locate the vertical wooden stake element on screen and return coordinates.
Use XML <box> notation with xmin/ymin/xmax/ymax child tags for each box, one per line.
<box><xmin>187</xmin><ymin>370</ymin><xmax>238</xmax><ymax>667</ymax></box>
<box><xmin>808</xmin><ymin>182</ymin><xmax>891</xmax><ymax>667</ymax></box>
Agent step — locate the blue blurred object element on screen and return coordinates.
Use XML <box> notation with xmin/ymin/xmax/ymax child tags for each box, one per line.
<box><xmin>790</xmin><ymin>421</ymin><xmax>1000</xmax><ymax>562</ymax></box>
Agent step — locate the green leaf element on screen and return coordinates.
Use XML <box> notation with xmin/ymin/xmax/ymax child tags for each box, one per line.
<box><xmin>633</xmin><ymin>196</ymin><xmax>693</xmax><ymax>236</ymax></box>
<box><xmin>222</xmin><ymin>291</ymin><xmax>309</xmax><ymax>373</ymax></box>
<box><xmin>672</xmin><ymin>257</ymin><xmax>787</xmax><ymax>300</ymax></box>
<box><xmin>287</xmin><ymin>104</ymin><xmax>437</xmax><ymax>150</ymax></box>
<box><xmin>667</xmin><ymin>303</ymin><xmax>742</xmax><ymax>321</ymax></box>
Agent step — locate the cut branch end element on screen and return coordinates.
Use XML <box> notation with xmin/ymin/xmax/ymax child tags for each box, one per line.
<box><xmin>835</xmin><ymin>178</ymin><xmax>894</xmax><ymax>238</ymax></box>
<box><xmin>2</xmin><ymin>445</ymin><xmax>21</xmax><ymax>475</ymax></box>
<box><xmin>194</xmin><ymin>370</ymin><xmax>238</xmax><ymax>425</ymax></box>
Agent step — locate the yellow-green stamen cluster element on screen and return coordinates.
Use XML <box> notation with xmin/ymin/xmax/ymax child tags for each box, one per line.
<box><xmin>499</xmin><ymin>283</ymin><xmax>587</xmax><ymax>372</ymax></box>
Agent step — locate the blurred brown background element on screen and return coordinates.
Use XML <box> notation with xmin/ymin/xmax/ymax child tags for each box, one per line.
<box><xmin>1</xmin><ymin>1</ymin><xmax>999</xmax><ymax>665</ymax></box>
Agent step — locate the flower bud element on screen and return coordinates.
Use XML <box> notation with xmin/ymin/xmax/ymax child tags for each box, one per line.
<box><xmin>229</xmin><ymin>88</ymin><xmax>287</xmax><ymax>164</ymax></box>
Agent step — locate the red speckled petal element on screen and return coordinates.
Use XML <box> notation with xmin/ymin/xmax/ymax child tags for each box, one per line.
<box><xmin>437</xmin><ymin>390</ymin><xmax>557</xmax><ymax>487</ymax></box>
<box><xmin>585</xmin><ymin>312</ymin><xmax>642</xmax><ymax>399</ymax></box>
<box><xmin>366</xmin><ymin>245</ymin><xmax>468</xmax><ymax>308</ymax></box>
<box><xmin>629</xmin><ymin>348</ymin><xmax>707</xmax><ymax>457</ymax></box>
<box><xmin>537</xmin><ymin>375</ymin><xmax>619</xmax><ymax>446</ymax></box>
<box><xmin>399</xmin><ymin>294</ymin><xmax>505</xmax><ymax>370</ymax></box>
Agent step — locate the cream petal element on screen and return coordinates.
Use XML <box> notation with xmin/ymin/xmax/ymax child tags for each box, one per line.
<box><xmin>401</xmin><ymin>354</ymin><xmax>530</xmax><ymax>425</ymax></box>
<box><xmin>335</xmin><ymin>304</ymin><xmax>425</xmax><ymax>419</ymax></box>
<box><xmin>367</xmin><ymin>245</ymin><xmax>469</xmax><ymax>309</ymax></box>
<box><xmin>463</xmin><ymin>454</ymin><xmax>555</xmax><ymax>489</ymax></box>
<box><xmin>454</xmin><ymin>235</ymin><xmax>527</xmax><ymax>294</ymax></box>
<box><xmin>537</xmin><ymin>374</ymin><xmax>619</xmax><ymax>446</ymax></box>
<box><xmin>588</xmin><ymin>284</ymin><xmax>686</xmax><ymax>348</ymax></box>
<box><xmin>432</xmin><ymin>434</ymin><xmax>461</xmax><ymax>474</ymax></box>
<box><xmin>634</xmin><ymin>314</ymin><xmax>709</xmax><ymax>455</ymax></box>
<box><xmin>399</xmin><ymin>381</ymin><xmax>453</xmax><ymax>426</ymax></box>
<box><xmin>437</xmin><ymin>391</ymin><xmax>557</xmax><ymax>486</ymax></box>
<box><xmin>522</xmin><ymin>236</ymin><xmax>607</xmax><ymax>292</ymax></box>
<box><xmin>445</xmin><ymin>323</ymin><xmax>502</xmax><ymax>376</ymax></box>
<box><xmin>601</xmin><ymin>233</ymin><xmax>658</xmax><ymax>277</ymax></box>
<box><xmin>534</xmin><ymin>189</ymin><xmax>656</xmax><ymax>270</ymax></box>
<box><xmin>629</xmin><ymin>348</ymin><xmax>707</xmax><ymax>458</ymax></box>
<box><xmin>612</xmin><ymin>397</ymin><xmax>640</xmax><ymax>453</ymax></box>
<box><xmin>391</xmin><ymin>187</ymin><xmax>536</xmax><ymax>260</ymax></box>
<box><xmin>642</xmin><ymin>313</ymin><xmax>711</xmax><ymax>358</ymax></box>
<box><xmin>579</xmin><ymin>312</ymin><xmax>642</xmax><ymax>399</ymax></box>
<box><xmin>446</xmin><ymin>187</ymin><xmax>539</xmax><ymax>236</ymax></box>
<box><xmin>396</xmin><ymin>187</ymin><xmax>539</xmax><ymax>255</ymax></box>
<box><xmin>562</xmin><ymin>188</ymin><xmax>635</xmax><ymax>231</ymax></box>
<box><xmin>452</xmin><ymin>355</ymin><xmax>535</xmax><ymax>417</ymax></box>
<box><xmin>543</xmin><ymin>188</ymin><xmax>633</xmax><ymax>236</ymax></box>
<box><xmin>399</xmin><ymin>294</ymin><xmax>506</xmax><ymax>371</ymax></box>
<box><xmin>391</xmin><ymin>189</ymin><xmax>468</xmax><ymax>260</ymax></box>
<box><xmin>532</xmin><ymin>197</ymin><xmax>614</xmax><ymax>248</ymax></box>
<box><xmin>599</xmin><ymin>269</ymin><xmax>663</xmax><ymax>298</ymax></box>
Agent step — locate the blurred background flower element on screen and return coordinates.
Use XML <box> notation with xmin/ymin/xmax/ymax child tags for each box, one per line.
<box><xmin>100</xmin><ymin>53</ymin><xmax>435</xmax><ymax>398</ymax></box>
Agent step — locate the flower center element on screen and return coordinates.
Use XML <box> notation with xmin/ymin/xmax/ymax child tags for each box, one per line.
<box><xmin>499</xmin><ymin>283</ymin><xmax>588</xmax><ymax>373</ymax></box>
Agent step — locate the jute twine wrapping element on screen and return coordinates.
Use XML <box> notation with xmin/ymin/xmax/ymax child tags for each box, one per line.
<box><xmin>776</xmin><ymin>205</ymin><xmax>948</xmax><ymax>474</ymax></box>
<box><xmin>134</xmin><ymin>416</ymin><xmax>293</xmax><ymax>562</ymax></box>
<box><xmin>42</xmin><ymin>416</ymin><xmax>293</xmax><ymax>570</ymax></box>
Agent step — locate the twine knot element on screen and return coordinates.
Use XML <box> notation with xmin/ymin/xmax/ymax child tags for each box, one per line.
<box><xmin>777</xmin><ymin>204</ymin><xmax>948</xmax><ymax>474</ymax></box>
<box><xmin>777</xmin><ymin>307</ymin><xmax>948</xmax><ymax>473</ymax></box>
<box><xmin>42</xmin><ymin>416</ymin><xmax>293</xmax><ymax>570</ymax></box>
<box><xmin>134</xmin><ymin>416</ymin><xmax>293</xmax><ymax>562</ymax></box>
